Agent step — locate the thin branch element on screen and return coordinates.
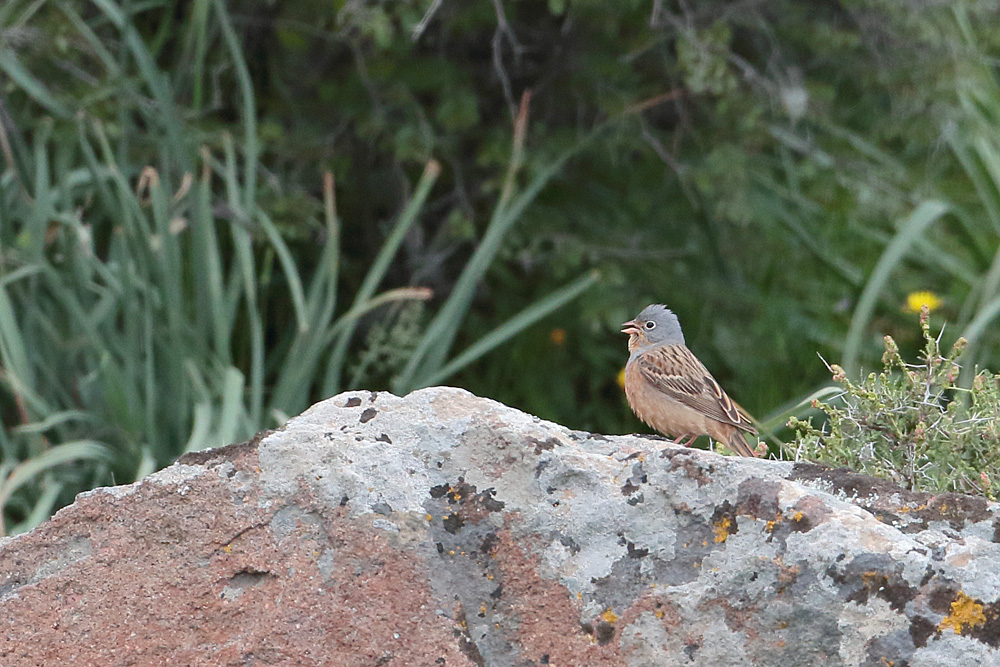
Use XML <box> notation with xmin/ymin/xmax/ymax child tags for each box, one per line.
<box><xmin>0</xmin><ymin>96</ymin><xmax>28</xmax><ymax>200</ymax></box>
<box><xmin>491</xmin><ymin>0</ymin><xmax>520</xmax><ymax>119</ymax></box>
<box><xmin>640</xmin><ymin>123</ymin><xmax>686</xmax><ymax>177</ymax></box>
<box><xmin>411</xmin><ymin>0</ymin><xmax>444</xmax><ymax>42</ymax></box>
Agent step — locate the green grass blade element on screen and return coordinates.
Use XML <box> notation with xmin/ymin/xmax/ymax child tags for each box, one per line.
<box><xmin>842</xmin><ymin>200</ymin><xmax>949</xmax><ymax>375</ymax></box>
<box><xmin>214</xmin><ymin>367</ymin><xmax>245</xmax><ymax>448</ymax></box>
<box><xmin>323</xmin><ymin>160</ymin><xmax>440</xmax><ymax>394</ymax></box>
<box><xmin>0</xmin><ymin>285</ymin><xmax>34</xmax><ymax>390</ymax></box>
<box><xmin>213</xmin><ymin>0</ymin><xmax>257</xmax><ymax>211</ymax></box>
<box><xmin>135</xmin><ymin>446</ymin><xmax>158</xmax><ymax>481</ymax></box>
<box><xmin>183</xmin><ymin>402</ymin><xmax>214</xmax><ymax>453</ymax></box>
<box><xmin>257</xmin><ymin>210</ymin><xmax>309</xmax><ymax>333</ymax></box>
<box><xmin>960</xmin><ymin>293</ymin><xmax>1000</xmax><ymax>353</ymax></box>
<box><xmin>396</xmin><ymin>139</ymin><xmax>590</xmax><ymax>393</ymax></box>
<box><xmin>13</xmin><ymin>410</ymin><xmax>96</xmax><ymax>435</ymax></box>
<box><xmin>194</xmin><ymin>153</ymin><xmax>230</xmax><ymax>359</ymax></box>
<box><xmin>418</xmin><ymin>270</ymin><xmax>599</xmax><ymax>388</ymax></box>
<box><xmin>0</xmin><ymin>49</ymin><xmax>70</xmax><ymax>118</ymax></box>
<box><xmin>0</xmin><ymin>440</ymin><xmax>110</xmax><ymax>517</ymax></box>
<box><xmin>11</xmin><ymin>478</ymin><xmax>62</xmax><ymax>535</ymax></box>
<box><xmin>57</xmin><ymin>3</ymin><xmax>120</xmax><ymax>75</ymax></box>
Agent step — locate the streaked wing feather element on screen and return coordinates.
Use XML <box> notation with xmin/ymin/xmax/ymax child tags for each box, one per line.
<box><xmin>637</xmin><ymin>346</ymin><xmax>755</xmax><ymax>433</ymax></box>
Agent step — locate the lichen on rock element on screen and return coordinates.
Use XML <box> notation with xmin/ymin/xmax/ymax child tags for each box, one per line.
<box><xmin>1</xmin><ymin>387</ymin><xmax>999</xmax><ymax>665</ymax></box>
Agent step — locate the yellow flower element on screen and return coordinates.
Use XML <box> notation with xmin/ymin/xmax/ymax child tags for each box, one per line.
<box><xmin>905</xmin><ymin>291</ymin><xmax>942</xmax><ymax>313</ymax></box>
<box><xmin>617</xmin><ymin>367</ymin><xmax>626</xmax><ymax>390</ymax></box>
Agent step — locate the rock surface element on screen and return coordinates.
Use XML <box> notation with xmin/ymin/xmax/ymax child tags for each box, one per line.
<box><xmin>1</xmin><ymin>387</ymin><xmax>999</xmax><ymax>666</ymax></box>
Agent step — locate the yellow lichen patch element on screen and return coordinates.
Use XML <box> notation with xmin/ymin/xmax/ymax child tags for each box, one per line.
<box><xmin>600</xmin><ymin>608</ymin><xmax>618</xmax><ymax>625</ymax></box>
<box><xmin>713</xmin><ymin>516</ymin><xmax>733</xmax><ymax>543</ymax></box>
<box><xmin>655</xmin><ymin>610</ymin><xmax>665</xmax><ymax>619</ymax></box>
<box><xmin>792</xmin><ymin>511</ymin><xmax>804</xmax><ymax>522</ymax></box>
<box><xmin>938</xmin><ymin>591</ymin><xmax>986</xmax><ymax>635</ymax></box>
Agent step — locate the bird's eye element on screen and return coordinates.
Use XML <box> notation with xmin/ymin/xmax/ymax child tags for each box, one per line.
<box><xmin>645</xmin><ymin>321</ymin><xmax>656</xmax><ymax>330</ymax></box>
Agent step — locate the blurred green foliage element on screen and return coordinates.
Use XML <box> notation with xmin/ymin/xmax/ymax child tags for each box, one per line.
<box><xmin>4</xmin><ymin>0</ymin><xmax>1000</xmax><ymax>523</ymax></box>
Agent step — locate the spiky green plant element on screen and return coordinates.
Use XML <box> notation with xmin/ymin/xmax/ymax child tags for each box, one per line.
<box><xmin>790</xmin><ymin>306</ymin><xmax>1000</xmax><ymax>497</ymax></box>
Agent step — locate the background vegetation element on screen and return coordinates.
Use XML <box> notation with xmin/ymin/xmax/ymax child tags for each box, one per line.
<box><xmin>3</xmin><ymin>0</ymin><xmax>1000</xmax><ymax>532</ymax></box>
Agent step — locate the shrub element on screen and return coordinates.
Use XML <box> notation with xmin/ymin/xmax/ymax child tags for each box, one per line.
<box><xmin>789</xmin><ymin>306</ymin><xmax>1000</xmax><ymax>497</ymax></box>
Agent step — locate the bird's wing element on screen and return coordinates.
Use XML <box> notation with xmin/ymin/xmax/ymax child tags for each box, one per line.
<box><xmin>637</xmin><ymin>345</ymin><xmax>756</xmax><ymax>433</ymax></box>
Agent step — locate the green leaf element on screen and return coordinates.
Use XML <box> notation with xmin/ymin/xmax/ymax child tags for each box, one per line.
<box><xmin>418</xmin><ymin>270</ymin><xmax>600</xmax><ymax>388</ymax></box>
<box><xmin>842</xmin><ymin>201</ymin><xmax>949</xmax><ymax>375</ymax></box>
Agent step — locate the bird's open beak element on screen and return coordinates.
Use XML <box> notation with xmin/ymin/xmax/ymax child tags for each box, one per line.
<box><xmin>621</xmin><ymin>319</ymin><xmax>641</xmax><ymax>335</ymax></box>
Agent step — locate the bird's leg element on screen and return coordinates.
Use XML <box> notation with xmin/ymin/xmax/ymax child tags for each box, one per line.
<box><xmin>673</xmin><ymin>434</ymin><xmax>693</xmax><ymax>447</ymax></box>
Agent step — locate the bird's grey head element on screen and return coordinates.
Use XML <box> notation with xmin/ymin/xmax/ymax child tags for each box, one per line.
<box><xmin>622</xmin><ymin>304</ymin><xmax>685</xmax><ymax>349</ymax></box>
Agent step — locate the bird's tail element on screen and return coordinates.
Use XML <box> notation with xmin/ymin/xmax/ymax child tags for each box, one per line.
<box><xmin>726</xmin><ymin>431</ymin><xmax>757</xmax><ymax>458</ymax></box>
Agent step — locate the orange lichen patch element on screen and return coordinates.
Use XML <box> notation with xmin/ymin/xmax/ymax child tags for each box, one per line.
<box><xmin>792</xmin><ymin>511</ymin><xmax>804</xmax><ymax>522</ymax></box>
<box><xmin>616</xmin><ymin>592</ymin><xmax>682</xmax><ymax>632</ymax></box>
<box><xmin>938</xmin><ymin>591</ymin><xmax>986</xmax><ymax>635</ymax></box>
<box><xmin>861</xmin><ymin>571</ymin><xmax>881</xmax><ymax>584</ymax></box>
<box><xmin>713</xmin><ymin>517</ymin><xmax>733</xmax><ymax>543</ymax></box>
<box><xmin>898</xmin><ymin>503</ymin><xmax>928</xmax><ymax>514</ymax></box>
<box><xmin>600</xmin><ymin>608</ymin><xmax>618</xmax><ymax>625</ymax></box>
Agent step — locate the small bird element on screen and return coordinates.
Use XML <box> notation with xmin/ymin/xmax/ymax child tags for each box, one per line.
<box><xmin>621</xmin><ymin>304</ymin><xmax>757</xmax><ymax>457</ymax></box>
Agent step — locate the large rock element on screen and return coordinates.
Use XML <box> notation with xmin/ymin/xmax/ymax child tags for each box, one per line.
<box><xmin>1</xmin><ymin>387</ymin><xmax>999</xmax><ymax>666</ymax></box>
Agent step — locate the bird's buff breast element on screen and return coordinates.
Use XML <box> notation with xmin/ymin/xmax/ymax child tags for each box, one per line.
<box><xmin>623</xmin><ymin>361</ymin><xmax>719</xmax><ymax>439</ymax></box>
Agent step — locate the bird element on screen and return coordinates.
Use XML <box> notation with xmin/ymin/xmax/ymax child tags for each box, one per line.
<box><xmin>621</xmin><ymin>304</ymin><xmax>758</xmax><ymax>457</ymax></box>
